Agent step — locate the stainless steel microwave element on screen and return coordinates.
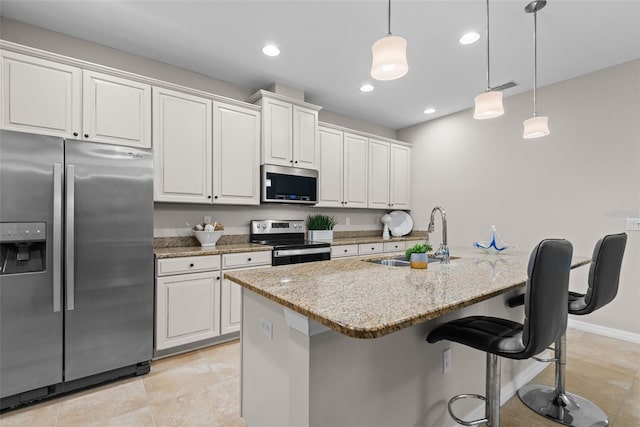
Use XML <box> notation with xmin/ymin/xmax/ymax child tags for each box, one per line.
<box><xmin>261</xmin><ymin>164</ymin><xmax>318</xmax><ymax>205</ymax></box>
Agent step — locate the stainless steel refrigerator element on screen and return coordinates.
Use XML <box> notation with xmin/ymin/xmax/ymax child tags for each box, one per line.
<box><xmin>0</xmin><ymin>130</ymin><xmax>153</xmax><ymax>409</ymax></box>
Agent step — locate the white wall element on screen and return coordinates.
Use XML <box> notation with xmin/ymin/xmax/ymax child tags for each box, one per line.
<box><xmin>399</xmin><ymin>60</ymin><xmax>640</xmax><ymax>336</ymax></box>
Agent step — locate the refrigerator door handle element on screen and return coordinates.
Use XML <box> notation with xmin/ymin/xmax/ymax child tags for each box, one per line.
<box><xmin>65</xmin><ymin>164</ymin><xmax>75</xmax><ymax>311</ymax></box>
<box><xmin>53</xmin><ymin>163</ymin><xmax>63</xmax><ymax>312</ymax></box>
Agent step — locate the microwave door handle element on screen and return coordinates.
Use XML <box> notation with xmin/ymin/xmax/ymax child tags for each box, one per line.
<box><xmin>65</xmin><ymin>164</ymin><xmax>75</xmax><ymax>311</ymax></box>
<box><xmin>52</xmin><ymin>163</ymin><xmax>62</xmax><ymax>312</ymax></box>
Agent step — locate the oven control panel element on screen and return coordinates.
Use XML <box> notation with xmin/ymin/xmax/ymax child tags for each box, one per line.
<box><xmin>251</xmin><ymin>220</ymin><xmax>305</xmax><ymax>235</ymax></box>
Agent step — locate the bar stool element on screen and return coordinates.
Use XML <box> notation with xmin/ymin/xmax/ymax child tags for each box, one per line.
<box><xmin>512</xmin><ymin>232</ymin><xmax>627</xmax><ymax>426</ymax></box>
<box><xmin>427</xmin><ymin>239</ymin><xmax>573</xmax><ymax>427</ymax></box>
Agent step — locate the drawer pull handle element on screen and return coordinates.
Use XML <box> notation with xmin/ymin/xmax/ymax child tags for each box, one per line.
<box><xmin>248</xmin><ymin>257</ymin><xmax>252</xmax><ymax>262</ymax></box>
<box><xmin>344</xmin><ymin>249</ymin><xmax>348</xmax><ymax>252</ymax></box>
<box><xmin>217</xmin><ymin>276</ymin><xmax>220</xmax><ymax>280</ymax></box>
<box><xmin>189</xmin><ymin>263</ymin><xmax>194</xmax><ymax>267</ymax></box>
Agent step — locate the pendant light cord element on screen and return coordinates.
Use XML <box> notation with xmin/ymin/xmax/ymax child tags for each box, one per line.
<box><xmin>533</xmin><ymin>11</ymin><xmax>538</xmax><ymax>117</ymax></box>
<box><xmin>486</xmin><ymin>0</ymin><xmax>491</xmax><ymax>91</ymax></box>
<box><xmin>388</xmin><ymin>0</ymin><xmax>392</xmax><ymax>35</ymax></box>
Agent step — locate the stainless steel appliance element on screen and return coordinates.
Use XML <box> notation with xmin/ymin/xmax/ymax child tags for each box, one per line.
<box><xmin>250</xmin><ymin>220</ymin><xmax>330</xmax><ymax>265</ymax></box>
<box><xmin>261</xmin><ymin>164</ymin><xmax>318</xmax><ymax>205</ymax></box>
<box><xmin>0</xmin><ymin>130</ymin><xmax>153</xmax><ymax>410</ymax></box>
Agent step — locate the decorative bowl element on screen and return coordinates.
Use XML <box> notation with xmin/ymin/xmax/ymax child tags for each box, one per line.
<box><xmin>193</xmin><ymin>230</ymin><xmax>223</xmax><ymax>247</ymax></box>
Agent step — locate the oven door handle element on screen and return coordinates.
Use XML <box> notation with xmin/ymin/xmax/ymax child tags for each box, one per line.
<box><xmin>273</xmin><ymin>247</ymin><xmax>331</xmax><ymax>258</ymax></box>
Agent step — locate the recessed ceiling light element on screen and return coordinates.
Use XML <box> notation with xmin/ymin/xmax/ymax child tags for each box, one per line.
<box><xmin>424</xmin><ymin>108</ymin><xmax>436</xmax><ymax>114</ymax></box>
<box><xmin>360</xmin><ymin>84</ymin><xmax>374</xmax><ymax>93</ymax></box>
<box><xmin>262</xmin><ymin>44</ymin><xmax>280</xmax><ymax>56</ymax></box>
<box><xmin>459</xmin><ymin>32</ymin><xmax>481</xmax><ymax>45</ymax></box>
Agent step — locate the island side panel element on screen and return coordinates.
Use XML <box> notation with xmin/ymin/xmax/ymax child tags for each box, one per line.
<box><xmin>242</xmin><ymin>288</ymin><xmax>293</xmax><ymax>426</ymax></box>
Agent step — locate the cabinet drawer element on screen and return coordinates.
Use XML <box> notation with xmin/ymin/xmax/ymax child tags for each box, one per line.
<box><xmin>383</xmin><ymin>241</ymin><xmax>406</xmax><ymax>253</ymax></box>
<box><xmin>157</xmin><ymin>255</ymin><xmax>221</xmax><ymax>276</ymax></box>
<box><xmin>358</xmin><ymin>243</ymin><xmax>384</xmax><ymax>255</ymax></box>
<box><xmin>222</xmin><ymin>251</ymin><xmax>271</xmax><ymax>269</ymax></box>
<box><xmin>331</xmin><ymin>245</ymin><xmax>359</xmax><ymax>258</ymax></box>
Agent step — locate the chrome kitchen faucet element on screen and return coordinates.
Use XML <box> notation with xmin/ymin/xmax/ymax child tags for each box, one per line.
<box><xmin>428</xmin><ymin>206</ymin><xmax>450</xmax><ymax>263</ymax></box>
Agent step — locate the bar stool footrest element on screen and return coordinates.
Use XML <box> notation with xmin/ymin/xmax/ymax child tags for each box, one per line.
<box><xmin>448</xmin><ymin>393</ymin><xmax>489</xmax><ymax>426</ymax></box>
<box><xmin>518</xmin><ymin>383</ymin><xmax>609</xmax><ymax>426</ymax></box>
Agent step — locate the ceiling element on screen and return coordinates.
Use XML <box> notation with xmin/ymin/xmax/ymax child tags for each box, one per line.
<box><xmin>1</xmin><ymin>1</ymin><xmax>639</xmax><ymax>130</ymax></box>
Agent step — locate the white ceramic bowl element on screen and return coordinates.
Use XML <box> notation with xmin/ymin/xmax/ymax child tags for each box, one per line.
<box><xmin>193</xmin><ymin>230</ymin><xmax>223</xmax><ymax>247</ymax></box>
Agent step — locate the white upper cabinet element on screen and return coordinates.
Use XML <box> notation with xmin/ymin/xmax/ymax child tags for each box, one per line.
<box><xmin>292</xmin><ymin>105</ymin><xmax>319</xmax><ymax>169</ymax></box>
<box><xmin>1</xmin><ymin>50</ymin><xmax>81</xmax><ymax>138</ymax></box>
<box><xmin>389</xmin><ymin>144</ymin><xmax>411</xmax><ymax>209</ymax></box>
<box><xmin>317</xmin><ymin>126</ymin><xmax>344</xmax><ymax>207</ymax></box>
<box><xmin>367</xmin><ymin>138</ymin><xmax>411</xmax><ymax>209</ymax></box>
<box><xmin>342</xmin><ymin>132</ymin><xmax>368</xmax><ymax>208</ymax></box>
<box><xmin>368</xmin><ymin>139</ymin><xmax>391</xmax><ymax>209</ymax></box>
<box><xmin>318</xmin><ymin>127</ymin><xmax>369</xmax><ymax>208</ymax></box>
<box><xmin>1</xmin><ymin>50</ymin><xmax>151</xmax><ymax>148</ymax></box>
<box><xmin>261</xmin><ymin>97</ymin><xmax>292</xmax><ymax>167</ymax></box>
<box><xmin>153</xmin><ymin>87</ymin><xmax>212</xmax><ymax>203</ymax></box>
<box><xmin>82</xmin><ymin>70</ymin><xmax>151</xmax><ymax>148</ymax></box>
<box><xmin>249</xmin><ymin>90</ymin><xmax>321</xmax><ymax>170</ymax></box>
<box><xmin>212</xmin><ymin>102</ymin><xmax>260</xmax><ymax>205</ymax></box>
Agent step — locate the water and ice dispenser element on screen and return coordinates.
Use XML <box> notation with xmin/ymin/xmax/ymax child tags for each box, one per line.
<box><xmin>0</xmin><ymin>222</ymin><xmax>46</xmax><ymax>274</ymax></box>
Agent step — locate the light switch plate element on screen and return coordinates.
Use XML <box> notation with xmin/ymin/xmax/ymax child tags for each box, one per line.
<box><xmin>626</xmin><ymin>218</ymin><xmax>640</xmax><ymax>231</ymax></box>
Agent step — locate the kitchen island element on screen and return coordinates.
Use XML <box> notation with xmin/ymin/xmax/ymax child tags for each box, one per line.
<box><xmin>225</xmin><ymin>248</ymin><xmax>590</xmax><ymax>426</ymax></box>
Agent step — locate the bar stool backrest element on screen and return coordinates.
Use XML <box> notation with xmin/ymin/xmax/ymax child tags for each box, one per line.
<box><xmin>582</xmin><ymin>233</ymin><xmax>627</xmax><ymax>314</ymax></box>
<box><xmin>522</xmin><ymin>239</ymin><xmax>573</xmax><ymax>359</ymax></box>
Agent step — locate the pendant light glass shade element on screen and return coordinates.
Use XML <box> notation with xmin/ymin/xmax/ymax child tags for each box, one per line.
<box><xmin>523</xmin><ymin>1</ymin><xmax>549</xmax><ymax>139</ymax></box>
<box><xmin>523</xmin><ymin>116</ymin><xmax>549</xmax><ymax>138</ymax></box>
<box><xmin>370</xmin><ymin>35</ymin><xmax>409</xmax><ymax>81</ymax></box>
<box><xmin>474</xmin><ymin>0</ymin><xmax>504</xmax><ymax>119</ymax></box>
<box><xmin>473</xmin><ymin>91</ymin><xmax>504</xmax><ymax>119</ymax></box>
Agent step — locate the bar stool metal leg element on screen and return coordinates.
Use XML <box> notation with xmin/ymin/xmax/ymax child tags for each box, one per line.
<box><xmin>518</xmin><ymin>334</ymin><xmax>609</xmax><ymax>426</ymax></box>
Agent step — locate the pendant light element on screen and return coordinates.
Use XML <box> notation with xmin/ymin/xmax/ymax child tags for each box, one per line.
<box><xmin>474</xmin><ymin>0</ymin><xmax>504</xmax><ymax>119</ymax></box>
<box><xmin>370</xmin><ymin>0</ymin><xmax>408</xmax><ymax>81</ymax></box>
<box><xmin>523</xmin><ymin>0</ymin><xmax>550</xmax><ymax>138</ymax></box>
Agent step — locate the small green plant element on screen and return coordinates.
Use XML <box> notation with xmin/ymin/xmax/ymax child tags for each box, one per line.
<box><xmin>306</xmin><ymin>214</ymin><xmax>338</xmax><ymax>230</ymax></box>
<box><xmin>405</xmin><ymin>243</ymin><xmax>433</xmax><ymax>260</ymax></box>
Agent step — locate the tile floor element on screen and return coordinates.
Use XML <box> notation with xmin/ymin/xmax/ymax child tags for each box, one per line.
<box><xmin>1</xmin><ymin>329</ymin><xmax>638</xmax><ymax>426</ymax></box>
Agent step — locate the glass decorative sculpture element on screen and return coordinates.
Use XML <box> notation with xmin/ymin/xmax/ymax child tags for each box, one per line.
<box><xmin>473</xmin><ymin>225</ymin><xmax>515</xmax><ymax>254</ymax></box>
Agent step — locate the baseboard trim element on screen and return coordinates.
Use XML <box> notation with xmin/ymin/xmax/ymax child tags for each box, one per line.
<box><xmin>449</xmin><ymin>353</ymin><xmax>551</xmax><ymax>427</ymax></box>
<box><xmin>568</xmin><ymin>319</ymin><xmax>640</xmax><ymax>344</ymax></box>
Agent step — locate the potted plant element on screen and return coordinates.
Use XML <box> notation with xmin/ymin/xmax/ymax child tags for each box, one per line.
<box><xmin>405</xmin><ymin>243</ymin><xmax>433</xmax><ymax>269</ymax></box>
<box><xmin>306</xmin><ymin>214</ymin><xmax>338</xmax><ymax>242</ymax></box>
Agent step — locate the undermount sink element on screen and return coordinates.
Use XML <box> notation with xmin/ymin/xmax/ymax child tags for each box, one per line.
<box><xmin>366</xmin><ymin>256</ymin><xmax>444</xmax><ymax>267</ymax></box>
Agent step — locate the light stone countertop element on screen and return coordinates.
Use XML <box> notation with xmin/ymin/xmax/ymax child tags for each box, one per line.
<box><xmin>224</xmin><ymin>247</ymin><xmax>591</xmax><ymax>339</ymax></box>
<box><xmin>154</xmin><ymin>243</ymin><xmax>272</xmax><ymax>259</ymax></box>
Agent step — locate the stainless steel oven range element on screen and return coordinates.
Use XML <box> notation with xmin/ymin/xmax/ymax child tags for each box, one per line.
<box><xmin>250</xmin><ymin>220</ymin><xmax>331</xmax><ymax>266</ymax></box>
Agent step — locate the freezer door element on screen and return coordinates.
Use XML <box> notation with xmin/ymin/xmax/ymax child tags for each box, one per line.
<box><xmin>64</xmin><ymin>139</ymin><xmax>153</xmax><ymax>381</ymax></box>
<box><xmin>0</xmin><ymin>130</ymin><xmax>64</xmax><ymax>398</ymax></box>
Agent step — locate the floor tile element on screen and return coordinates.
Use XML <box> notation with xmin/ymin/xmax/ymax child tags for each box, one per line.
<box><xmin>0</xmin><ymin>398</ymin><xmax>60</xmax><ymax>427</ymax></box>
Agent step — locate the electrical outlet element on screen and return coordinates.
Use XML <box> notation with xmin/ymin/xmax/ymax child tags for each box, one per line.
<box><xmin>346</xmin><ymin>217</ymin><xmax>351</xmax><ymax>226</ymax></box>
<box><xmin>626</xmin><ymin>218</ymin><xmax>640</xmax><ymax>231</ymax></box>
<box><xmin>259</xmin><ymin>317</ymin><xmax>273</xmax><ymax>339</ymax></box>
<box><xmin>203</xmin><ymin>216</ymin><xmax>212</xmax><ymax>225</ymax></box>
<box><xmin>443</xmin><ymin>348</ymin><xmax>452</xmax><ymax>374</ymax></box>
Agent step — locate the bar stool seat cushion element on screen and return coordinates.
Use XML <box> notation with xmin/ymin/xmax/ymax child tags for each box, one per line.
<box><xmin>427</xmin><ymin>316</ymin><xmax>527</xmax><ymax>358</ymax></box>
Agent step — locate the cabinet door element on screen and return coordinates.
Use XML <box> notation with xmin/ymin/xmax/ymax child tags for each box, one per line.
<box><xmin>390</xmin><ymin>144</ymin><xmax>411</xmax><ymax>209</ymax></box>
<box><xmin>220</xmin><ymin>276</ymin><xmax>242</xmax><ymax>335</ymax></box>
<box><xmin>213</xmin><ymin>102</ymin><xmax>260</xmax><ymax>205</ymax></box>
<box><xmin>1</xmin><ymin>51</ymin><xmax>81</xmax><ymax>137</ymax></box>
<box><xmin>153</xmin><ymin>87</ymin><xmax>212</xmax><ymax>203</ymax></box>
<box><xmin>368</xmin><ymin>139</ymin><xmax>390</xmax><ymax>209</ymax></box>
<box><xmin>262</xmin><ymin>97</ymin><xmax>292</xmax><ymax>167</ymax></box>
<box><xmin>292</xmin><ymin>105</ymin><xmax>318</xmax><ymax>169</ymax></box>
<box><xmin>317</xmin><ymin>127</ymin><xmax>343</xmax><ymax>207</ymax></box>
<box><xmin>343</xmin><ymin>132</ymin><xmax>368</xmax><ymax>208</ymax></box>
<box><xmin>221</xmin><ymin>264</ymin><xmax>269</xmax><ymax>335</ymax></box>
<box><xmin>156</xmin><ymin>271</ymin><xmax>221</xmax><ymax>351</ymax></box>
<box><xmin>82</xmin><ymin>70</ymin><xmax>151</xmax><ymax>148</ymax></box>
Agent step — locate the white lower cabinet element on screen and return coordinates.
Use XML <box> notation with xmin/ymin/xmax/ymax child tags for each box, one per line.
<box><xmin>155</xmin><ymin>255</ymin><xmax>221</xmax><ymax>352</ymax></box>
<box><xmin>331</xmin><ymin>244</ymin><xmax>359</xmax><ymax>259</ymax></box>
<box><xmin>156</xmin><ymin>270</ymin><xmax>221</xmax><ymax>351</ymax></box>
<box><xmin>220</xmin><ymin>252</ymin><xmax>271</xmax><ymax>335</ymax></box>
